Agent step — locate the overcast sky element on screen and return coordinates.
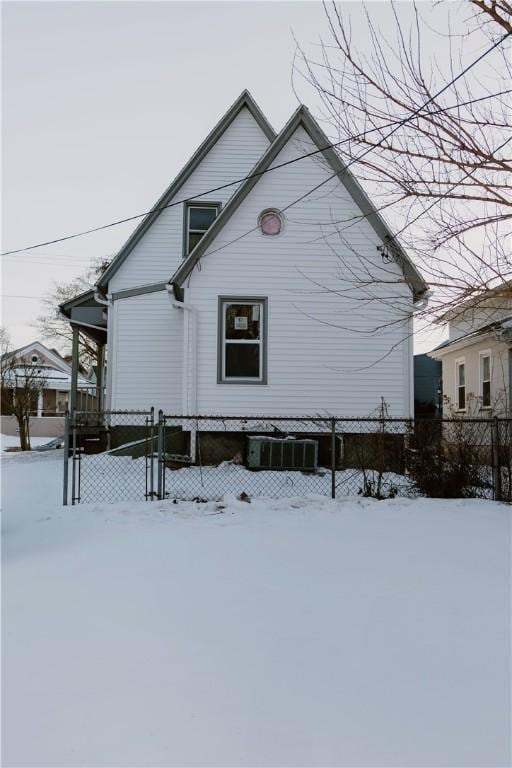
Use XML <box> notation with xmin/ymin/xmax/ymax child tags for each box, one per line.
<box><xmin>2</xmin><ymin>1</ymin><xmax>479</xmax><ymax>353</ymax></box>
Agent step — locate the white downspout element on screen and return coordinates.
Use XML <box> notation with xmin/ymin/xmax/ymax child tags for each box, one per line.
<box><xmin>94</xmin><ymin>289</ymin><xmax>109</xmax><ymax>306</ymax></box>
<box><xmin>165</xmin><ymin>283</ymin><xmax>197</xmax><ymax>416</ymax></box>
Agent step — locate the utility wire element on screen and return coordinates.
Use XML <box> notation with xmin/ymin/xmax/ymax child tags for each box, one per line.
<box><xmin>189</xmin><ymin>33</ymin><xmax>511</xmax><ymax>269</ymax></box>
<box><xmin>1</xmin><ymin>63</ymin><xmax>509</xmax><ymax>259</ymax></box>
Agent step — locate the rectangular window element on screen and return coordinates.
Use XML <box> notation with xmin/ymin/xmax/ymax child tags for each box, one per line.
<box><xmin>456</xmin><ymin>360</ymin><xmax>466</xmax><ymax>410</ymax></box>
<box><xmin>480</xmin><ymin>353</ymin><xmax>491</xmax><ymax>408</ymax></box>
<box><xmin>219</xmin><ymin>298</ymin><xmax>267</xmax><ymax>383</ymax></box>
<box><xmin>184</xmin><ymin>203</ymin><xmax>220</xmax><ymax>256</ymax></box>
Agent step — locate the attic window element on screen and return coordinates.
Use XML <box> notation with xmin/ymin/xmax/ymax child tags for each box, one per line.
<box><xmin>258</xmin><ymin>209</ymin><xmax>283</xmax><ymax>236</ymax></box>
<box><xmin>184</xmin><ymin>202</ymin><xmax>220</xmax><ymax>256</ymax></box>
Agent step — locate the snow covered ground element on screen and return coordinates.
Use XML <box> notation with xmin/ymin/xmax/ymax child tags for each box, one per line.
<box><xmin>77</xmin><ymin>451</ymin><xmax>413</xmax><ymax>504</ymax></box>
<box><xmin>1</xmin><ymin>432</ymin><xmax>57</xmax><ymax>452</ymax></box>
<box><xmin>2</xmin><ymin>448</ymin><xmax>511</xmax><ymax>766</ymax></box>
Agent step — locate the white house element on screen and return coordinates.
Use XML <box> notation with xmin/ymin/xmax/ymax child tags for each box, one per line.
<box><xmin>429</xmin><ymin>283</ymin><xmax>512</xmax><ymax>416</ymax></box>
<box><xmin>1</xmin><ymin>340</ymin><xmax>96</xmax><ymax>436</ymax></box>
<box><xmin>61</xmin><ymin>91</ymin><xmax>427</xmax><ymax>420</ymax></box>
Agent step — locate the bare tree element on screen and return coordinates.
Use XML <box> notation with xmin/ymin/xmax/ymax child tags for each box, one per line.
<box><xmin>34</xmin><ymin>256</ymin><xmax>110</xmax><ymax>365</ymax></box>
<box><xmin>1</xmin><ymin>335</ymin><xmax>48</xmax><ymax>450</ymax></box>
<box><xmin>293</xmin><ymin>1</ymin><xmax>511</xmax><ymax>327</ymax></box>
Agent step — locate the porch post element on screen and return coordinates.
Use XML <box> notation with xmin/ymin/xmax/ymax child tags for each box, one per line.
<box><xmin>70</xmin><ymin>325</ymin><xmax>79</xmax><ymax>416</ymax></box>
<box><xmin>37</xmin><ymin>391</ymin><xmax>43</xmax><ymax>418</ymax></box>
<box><xmin>96</xmin><ymin>342</ymin><xmax>105</xmax><ymax>412</ymax></box>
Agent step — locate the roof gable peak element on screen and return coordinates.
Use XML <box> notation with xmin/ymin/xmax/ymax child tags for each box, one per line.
<box><xmin>98</xmin><ymin>90</ymin><xmax>275</xmax><ymax>290</ymax></box>
<box><xmin>171</xmin><ymin>101</ymin><xmax>427</xmax><ymax>300</ymax></box>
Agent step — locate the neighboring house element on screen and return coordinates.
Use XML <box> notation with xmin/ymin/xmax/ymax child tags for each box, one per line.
<box><xmin>429</xmin><ymin>283</ymin><xmax>512</xmax><ymax>415</ymax></box>
<box><xmin>60</xmin><ymin>90</ymin><xmax>427</xmax><ymax>422</ymax></box>
<box><xmin>1</xmin><ymin>341</ymin><xmax>97</xmax><ymax>436</ymax></box>
<box><xmin>413</xmin><ymin>354</ymin><xmax>442</xmax><ymax>416</ymax></box>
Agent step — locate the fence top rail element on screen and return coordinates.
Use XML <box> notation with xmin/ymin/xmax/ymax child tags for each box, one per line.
<box><xmin>69</xmin><ymin>410</ymin><xmax>510</xmax><ymax>425</ymax></box>
<box><xmin>72</xmin><ymin>409</ymin><xmax>154</xmax><ymax>416</ymax></box>
<box><xmin>161</xmin><ymin>413</ymin><xmax>505</xmax><ymax>424</ymax></box>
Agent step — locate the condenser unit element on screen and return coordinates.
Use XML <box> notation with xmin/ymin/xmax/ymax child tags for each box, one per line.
<box><xmin>246</xmin><ymin>435</ymin><xmax>318</xmax><ymax>471</ymax></box>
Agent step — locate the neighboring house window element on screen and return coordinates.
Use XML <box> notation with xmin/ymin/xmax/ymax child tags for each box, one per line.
<box><xmin>218</xmin><ymin>298</ymin><xmax>267</xmax><ymax>383</ymax></box>
<box><xmin>480</xmin><ymin>352</ymin><xmax>491</xmax><ymax>408</ymax></box>
<box><xmin>456</xmin><ymin>359</ymin><xmax>466</xmax><ymax>410</ymax></box>
<box><xmin>184</xmin><ymin>202</ymin><xmax>220</xmax><ymax>255</ymax></box>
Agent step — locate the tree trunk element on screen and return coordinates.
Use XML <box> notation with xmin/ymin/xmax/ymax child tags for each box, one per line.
<box><xmin>18</xmin><ymin>414</ymin><xmax>31</xmax><ymax>451</ymax></box>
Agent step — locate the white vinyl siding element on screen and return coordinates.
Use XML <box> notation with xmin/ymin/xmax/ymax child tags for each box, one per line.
<box><xmin>432</xmin><ymin>337</ymin><xmax>510</xmax><ymax>417</ymax></box>
<box><xmin>110</xmin><ymin>291</ymin><xmax>182</xmax><ymax>413</ymax></box>
<box><xmin>109</xmin><ymin>107</ymin><xmax>271</xmax><ymax>292</ymax></box>
<box><xmin>187</xmin><ymin>125</ymin><xmax>414</xmax><ymax>417</ymax></box>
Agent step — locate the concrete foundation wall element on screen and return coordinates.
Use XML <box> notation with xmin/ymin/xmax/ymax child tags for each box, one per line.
<box><xmin>1</xmin><ymin>415</ymin><xmax>65</xmax><ymax>437</ymax></box>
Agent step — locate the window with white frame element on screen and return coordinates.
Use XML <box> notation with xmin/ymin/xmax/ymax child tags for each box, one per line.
<box><xmin>480</xmin><ymin>352</ymin><xmax>491</xmax><ymax>408</ymax></box>
<box><xmin>219</xmin><ymin>298</ymin><xmax>267</xmax><ymax>383</ymax></box>
<box><xmin>456</xmin><ymin>359</ymin><xmax>466</xmax><ymax>410</ymax></box>
<box><xmin>184</xmin><ymin>203</ymin><xmax>220</xmax><ymax>255</ymax></box>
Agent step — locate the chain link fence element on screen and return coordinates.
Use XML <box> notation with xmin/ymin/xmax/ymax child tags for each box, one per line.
<box><xmin>65</xmin><ymin>409</ymin><xmax>155</xmax><ymax>504</ymax></box>
<box><xmin>64</xmin><ymin>411</ymin><xmax>512</xmax><ymax>505</ymax></box>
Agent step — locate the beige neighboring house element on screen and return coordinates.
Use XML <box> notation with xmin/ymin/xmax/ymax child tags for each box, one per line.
<box><xmin>1</xmin><ymin>341</ymin><xmax>96</xmax><ymax>437</ymax></box>
<box><xmin>429</xmin><ymin>284</ymin><xmax>512</xmax><ymax>416</ymax></box>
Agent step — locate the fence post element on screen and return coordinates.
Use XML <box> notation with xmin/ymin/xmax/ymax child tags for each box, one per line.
<box><xmin>331</xmin><ymin>417</ymin><xmax>336</xmax><ymax>499</ymax></box>
<box><xmin>157</xmin><ymin>410</ymin><xmax>164</xmax><ymax>500</ymax></box>
<box><xmin>71</xmin><ymin>412</ymin><xmax>77</xmax><ymax>505</ymax></box>
<box><xmin>149</xmin><ymin>407</ymin><xmax>155</xmax><ymax>501</ymax></box>
<box><xmin>63</xmin><ymin>410</ymin><xmax>70</xmax><ymax>506</ymax></box>
<box><xmin>493</xmin><ymin>416</ymin><xmax>502</xmax><ymax>502</ymax></box>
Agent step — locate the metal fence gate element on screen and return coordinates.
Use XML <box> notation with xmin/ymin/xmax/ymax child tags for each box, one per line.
<box><xmin>64</xmin><ymin>409</ymin><xmax>155</xmax><ymax>505</ymax></box>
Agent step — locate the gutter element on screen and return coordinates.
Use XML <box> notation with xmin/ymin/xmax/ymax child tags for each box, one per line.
<box><xmin>165</xmin><ymin>283</ymin><xmax>197</xmax><ymax>415</ymax></box>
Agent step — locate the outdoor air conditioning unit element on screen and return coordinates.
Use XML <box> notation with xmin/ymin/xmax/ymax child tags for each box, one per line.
<box><xmin>246</xmin><ymin>435</ymin><xmax>318</xmax><ymax>471</ymax></box>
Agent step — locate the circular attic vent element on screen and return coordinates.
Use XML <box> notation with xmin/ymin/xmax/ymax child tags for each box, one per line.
<box><xmin>258</xmin><ymin>209</ymin><xmax>283</xmax><ymax>236</ymax></box>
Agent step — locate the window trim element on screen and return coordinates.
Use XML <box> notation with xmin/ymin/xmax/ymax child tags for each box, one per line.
<box><xmin>217</xmin><ymin>296</ymin><xmax>268</xmax><ymax>385</ymax></box>
<box><xmin>479</xmin><ymin>349</ymin><xmax>492</xmax><ymax>409</ymax></box>
<box><xmin>455</xmin><ymin>357</ymin><xmax>466</xmax><ymax>411</ymax></box>
<box><xmin>183</xmin><ymin>201</ymin><xmax>221</xmax><ymax>258</ymax></box>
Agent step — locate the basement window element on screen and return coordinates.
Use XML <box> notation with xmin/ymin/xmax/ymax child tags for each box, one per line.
<box><xmin>184</xmin><ymin>202</ymin><xmax>220</xmax><ymax>256</ymax></box>
<box><xmin>218</xmin><ymin>298</ymin><xmax>267</xmax><ymax>384</ymax></box>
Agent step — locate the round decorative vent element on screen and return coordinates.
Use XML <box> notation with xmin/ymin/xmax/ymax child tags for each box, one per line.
<box><xmin>258</xmin><ymin>209</ymin><xmax>283</xmax><ymax>236</ymax></box>
<box><xmin>31</xmin><ymin>354</ymin><xmax>39</xmax><ymax>364</ymax></box>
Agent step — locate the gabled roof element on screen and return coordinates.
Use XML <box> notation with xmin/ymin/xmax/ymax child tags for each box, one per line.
<box><xmin>2</xmin><ymin>340</ymin><xmax>72</xmax><ymax>375</ymax></box>
<box><xmin>98</xmin><ymin>90</ymin><xmax>275</xmax><ymax>291</ymax></box>
<box><xmin>429</xmin><ymin>315</ymin><xmax>512</xmax><ymax>357</ymax></box>
<box><xmin>60</xmin><ymin>288</ymin><xmax>98</xmax><ymax>313</ymax></box>
<box><xmin>170</xmin><ymin>104</ymin><xmax>428</xmax><ymax>301</ymax></box>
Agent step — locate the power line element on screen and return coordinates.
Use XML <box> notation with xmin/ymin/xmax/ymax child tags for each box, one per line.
<box><xmin>1</xmin><ymin>68</ymin><xmax>509</xmax><ymax>258</ymax></box>
<box><xmin>1</xmin><ymin>295</ymin><xmax>46</xmax><ymax>299</ymax></box>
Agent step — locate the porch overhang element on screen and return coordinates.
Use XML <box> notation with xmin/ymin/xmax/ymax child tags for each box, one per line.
<box><xmin>59</xmin><ymin>289</ymin><xmax>107</xmax><ymax>345</ymax></box>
